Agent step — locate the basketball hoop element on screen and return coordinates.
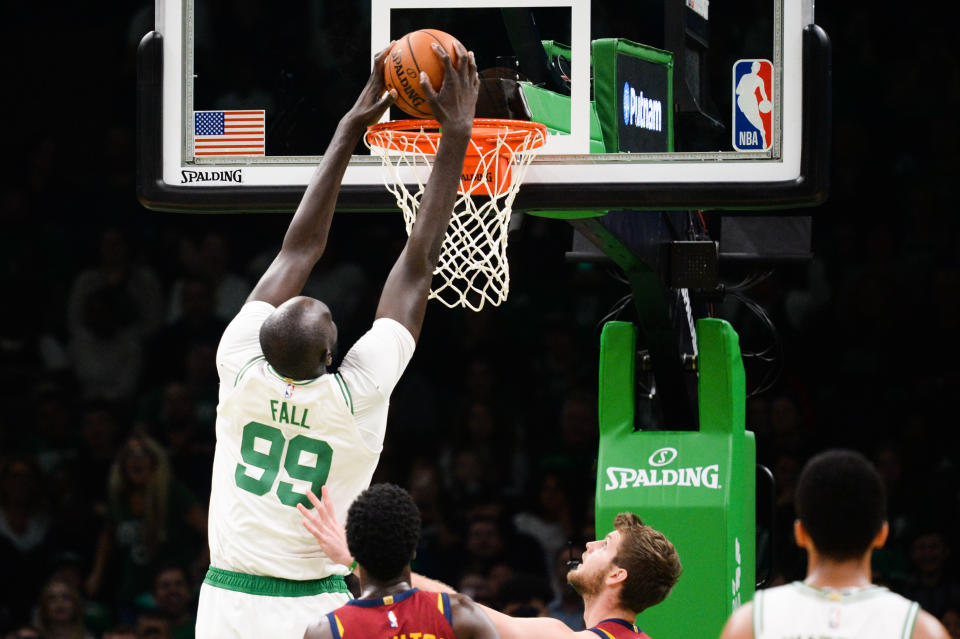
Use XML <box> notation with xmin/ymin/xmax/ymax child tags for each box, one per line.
<box><xmin>365</xmin><ymin>118</ymin><xmax>547</xmax><ymax>311</ymax></box>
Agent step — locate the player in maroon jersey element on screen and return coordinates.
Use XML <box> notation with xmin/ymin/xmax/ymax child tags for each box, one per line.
<box><xmin>301</xmin><ymin>487</ymin><xmax>681</xmax><ymax>639</ymax></box>
<box><xmin>302</xmin><ymin>483</ymin><xmax>498</xmax><ymax>639</ymax></box>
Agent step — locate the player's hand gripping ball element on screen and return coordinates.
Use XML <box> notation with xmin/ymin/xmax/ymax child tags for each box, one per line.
<box><xmin>759</xmin><ymin>99</ymin><xmax>772</xmax><ymax>114</ymax></box>
<box><xmin>384</xmin><ymin>29</ymin><xmax>463</xmax><ymax>118</ymax></box>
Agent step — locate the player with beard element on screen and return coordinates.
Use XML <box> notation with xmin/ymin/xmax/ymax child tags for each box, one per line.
<box><xmin>301</xmin><ymin>486</ymin><xmax>682</xmax><ymax>639</ymax></box>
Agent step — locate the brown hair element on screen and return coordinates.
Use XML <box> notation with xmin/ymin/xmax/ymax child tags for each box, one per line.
<box><xmin>611</xmin><ymin>512</ymin><xmax>682</xmax><ymax>614</ymax></box>
<box><xmin>36</xmin><ymin>579</ymin><xmax>87</xmax><ymax>639</ymax></box>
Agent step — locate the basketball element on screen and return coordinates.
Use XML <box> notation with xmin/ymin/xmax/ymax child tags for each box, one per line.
<box><xmin>759</xmin><ymin>99</ymin><xmax>772</xmax><ymax>114</ymax></box>
<box><xmin>385</xmin><ymin>29</ymin><xmax>463</xmax><ymax>118</ymax></box>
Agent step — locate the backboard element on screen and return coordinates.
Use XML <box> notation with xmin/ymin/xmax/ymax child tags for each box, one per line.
<box><xmin>138</xmin><ymin>0</ymin><xmax>829</xmax><ymax>213</ymax></box>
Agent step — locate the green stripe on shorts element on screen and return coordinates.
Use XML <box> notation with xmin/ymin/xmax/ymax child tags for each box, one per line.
<box><xmin>204</xmin><ymin>566</ymin><xmax>349</xmax><ymax>597</ymax></box>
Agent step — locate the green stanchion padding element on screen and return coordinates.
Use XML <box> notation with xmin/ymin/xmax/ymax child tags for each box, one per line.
<box><xmin>591</xmin><ymin>38</ymin><xmax>674</xmax><ymax>153</ymax></box>
<box><xmin>595</xmin><ymin>319</ymin><xmax>755</xmax><ymax>639</ymax></box>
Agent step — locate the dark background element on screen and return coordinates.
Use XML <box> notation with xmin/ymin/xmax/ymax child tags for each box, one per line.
<box><xmin>2</xmin><ymin>2</ymin><xmax>959</xmax><ymax>638</ymax></box>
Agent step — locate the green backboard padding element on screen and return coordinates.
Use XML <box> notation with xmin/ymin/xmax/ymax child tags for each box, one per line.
<box><xmin>591</xmin><ymin>38</ymin><xmax>674</xmax><ymax>153</ymax></box>
<box><xmin>518</xmin><ymin>82</ymin><xmax>606</xmax><ymax>152</ymax></box>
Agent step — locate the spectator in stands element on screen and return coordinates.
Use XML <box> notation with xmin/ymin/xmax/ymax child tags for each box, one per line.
<box><xmin>899</xmin><ymin>529</ymin><xmax>960</xmax><ymax>618</ymax></box>
<box><xmin>86</xmin><ymin>434</ymin><xmax>206</xmax><ymax>619</ymax></box>
<box><xmin>66</xmin><ymin>227</ymin><xmax>163</xmax><ymax>401</ymax></box>
<box><xmin>151</xmin><ymin>565</ymin><xmax>195</xmax><ymax>639</ymax></box>
<box><xmin>545</xmin><ymin>546</ymin><xmax>585</xmax><ymax>631</ymax></box>
<box><xmin>148</xmin><ymin>277</ymin><xmax>225</xmax><ymax>385</ymax></box>
<box><xmin>941</xmin><ymin>605</ymin><xmax>960</xmax><ymax>639</ymax></box>
<box><xmin>101</xmin><ymin>626</ymin><xmax>137</xmax><ymax>639</ymax></box>
<box><xmin>67</xmin><ymin>227</ymin><xmax>164</xmax><ymax>340</ymax></box>
<box><xmin>0</xmin><ymin>456</ymin><xmax>50</xmax><ymax>630</ymax></box>
<box><xmin>514</xmin><ymin>472</ymin><xmax>578</xmax><ymax>577</ymax></box>
<box><xmin>135</xmin><ymin>611</ymin><xmax>172</xmax><ymax>639</ymax></box>
<box><xmin>167</xmin><ymin>232</ymin><xmax>249</xmax><ymax>323</ymax></box>
<box><xmin>34</xmin><ymin>579</ymin><xmax>94</xmax><ymax>639</ymax></box>
<box><xmin>462</xmin><ymin>515</ymin><xmax>548</xmax><ymax>586</ymax></box>
<box><xmin>497</xmin><ymin>573</ymin><xmax>553</xmax><ymax>618</ymax></box>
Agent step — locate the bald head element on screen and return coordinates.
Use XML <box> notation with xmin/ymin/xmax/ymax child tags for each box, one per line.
<box><xmin>259</xmin><ymin>297</ymin><xmax>338</xmax><ymax>380</ymax></box>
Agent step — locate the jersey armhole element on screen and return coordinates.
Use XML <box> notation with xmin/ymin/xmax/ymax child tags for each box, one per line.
<box><xmin>753</xmin><ymin>590</ymin><xmax>763</xmax><ymax>638</ymax></box>
<box><xmin>439</xmin><ymin>592</ymin><xmax>453</xmax><ymax>626</ymax></box>
<box><xmin>327</xmin><ymin>612</ymin><xmax>343</xmax><ymax>639</ymax></box>
<box><xmin>234</xmin><ymin>355</ymin><xmax>265</xmax><ymax>387</ymax></box>
<box><xmin>901</xmin><ymin>602</ymin><xmax>920</xmax><ymax>639</ymax></box>
<box><xmin>587</xmin><ymin>629</ymin><xmax>612</xmax><ymax>639</ymax></box>
<box><xmin>333</xmin><ymin>373</ymin><xmax>354</xmax><ymax>415</ymax></box>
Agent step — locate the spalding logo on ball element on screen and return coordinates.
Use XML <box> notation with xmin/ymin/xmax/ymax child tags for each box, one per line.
<box><xmin>385</xmin><ymin>29</ymin><xmax>463</xmax><ymax>118</ymax></box>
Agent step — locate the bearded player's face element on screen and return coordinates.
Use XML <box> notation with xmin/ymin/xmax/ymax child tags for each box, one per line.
<box><xmin>567</xmin><ymin>530</ymin><xmax>622</xmax><ymax>595</ymax></box>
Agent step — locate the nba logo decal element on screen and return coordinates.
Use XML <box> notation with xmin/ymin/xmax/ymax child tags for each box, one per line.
<box><xmin>732</xmin><ymin>59</ymin><xmax>773</xmax><ymax>151</ymax></box>
<box><xmin>284</xmin><ymin>383</ymin><xmax>295</xmax><ymax>399</ymax></box>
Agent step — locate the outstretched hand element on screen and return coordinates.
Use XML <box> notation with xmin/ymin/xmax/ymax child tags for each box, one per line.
<box><xmin>420</xmin><ymin>42</ymin><xmax>479</xmax><ymax>133</ymax></box>
<box><xmin>298</xmin><ymin>485</ymin><xmax>353</xmax><ymax>567</ymax></box>
<box><xmin>347</xmin><ymin>43</ymin><xmax>399</xmax><ymax>127</ymax></box>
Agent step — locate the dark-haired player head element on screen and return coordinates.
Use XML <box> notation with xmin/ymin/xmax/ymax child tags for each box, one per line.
<box><xmin>793</xmin><ymin>448</ymin><xmax>889</xmax><ymax>561</ymax></box>
<box><xmin>720</xmin><ymin>449</ymin><xmax>951</xmax><ymax>639</ymax></box>
<box><xmin>345</xmin><ymin>482</ymin><xmax>421</xmax><ymax>585</ymax></box>
<box><xmin>304</xmin><ymin>483</ymin><xmax>498</xmax><ymax>639</ymax></box>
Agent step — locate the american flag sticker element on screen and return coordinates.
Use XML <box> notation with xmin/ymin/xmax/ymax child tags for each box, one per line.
<box><xmin>193</xmin><ymin>110</ymin><xmax>265</xmax><ymax>156</ymax></box>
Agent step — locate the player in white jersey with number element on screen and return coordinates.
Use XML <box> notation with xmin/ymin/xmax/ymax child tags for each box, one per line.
<box><xmin>720</xmin><ymin>449</ymin><xmax>949</xmax><ymax>639</ymax></box>
<box><xmin>195</xmin><ymin>40</ymin><xmax>479</xmax><ymax>639</ymax></box>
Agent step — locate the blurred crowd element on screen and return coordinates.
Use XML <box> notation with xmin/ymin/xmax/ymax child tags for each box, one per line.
<box><xmin>3</xmin><ymin>1</ymin><xmax>960</xmax><ymax>639</ymax></box>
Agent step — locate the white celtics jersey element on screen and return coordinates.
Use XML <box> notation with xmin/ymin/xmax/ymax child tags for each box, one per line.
<box><xmin>753</xmin><ymin>582</ymin><xmax>921</xmax><ymax>639</ymax></box>
<box><xmin>209</xmin><ymin>302</ymin><xmax>415</xmax><ymax>581</ymax></box>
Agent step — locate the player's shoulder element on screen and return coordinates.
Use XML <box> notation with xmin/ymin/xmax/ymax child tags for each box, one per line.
<box><xmin>719</xmin><ymin>601</ymin><xmax>754</xmax><ymax>639</ymax></box>
<box><xmin>446</xmin><ymin>591</ymin><xmax>479</xmax><ymax>613</ymax></box>
<box><xmin>912</xmin><ymin>609</ymin><xmax>951</xmax><ymax>639</ymax></box>
<box><xmin>445</xmin><ymin>592</ymin><xmax>490</xmax><ymax>630</ymax></box>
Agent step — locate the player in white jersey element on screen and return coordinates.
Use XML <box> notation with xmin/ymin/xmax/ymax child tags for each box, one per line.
<box><xmin>720</xmin><ymin>449</ymin><xmax>949</xmax><ymax>639</ymax></box>
<box><xmin>195</xmin><ymin>40</ymin><xmax>480</xmax><ymax>639</ymax></box>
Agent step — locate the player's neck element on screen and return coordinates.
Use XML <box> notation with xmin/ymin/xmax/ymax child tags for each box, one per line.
<box><xmin>359</xmin><ymin>576</ymin><xmax>414</xmax><ymax>600</ymax></box>
<box><xmin>582</xmin><ymin>590</ymin><xmax>635</xmax><ymax>628</ymax></box>
<box><xmin>804</xmin><ymin>550</ymin><xmax>873</xmax><ymax>589</ymax></box>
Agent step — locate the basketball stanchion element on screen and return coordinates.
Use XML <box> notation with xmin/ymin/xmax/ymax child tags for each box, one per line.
<box><xmin>365</xmin><ymin>118</ymin><xmax>547</xmax><ymax>311</ymax></box>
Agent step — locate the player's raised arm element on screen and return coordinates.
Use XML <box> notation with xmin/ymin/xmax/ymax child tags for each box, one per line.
<box><xmin>374</xmin><ymin>42</ymin><xmax>479</xmax><ymax>342</ymax></box>
<box><xmin>248</xmin><ymin>44</ymin><xmax>397</xmax><ymax>307</ymax></box>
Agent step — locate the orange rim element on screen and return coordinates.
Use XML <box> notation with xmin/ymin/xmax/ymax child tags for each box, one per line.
<box><xmin>367</xmin><ymin>118</ymin><xmax>547</xmax><ymax>155</ymax></box>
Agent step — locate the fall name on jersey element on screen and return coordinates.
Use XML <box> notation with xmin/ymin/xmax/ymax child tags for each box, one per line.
<box><xmin>269</xmin><ymin>400</ymin><xmax>311</xmax><ymax>428</ymax></box>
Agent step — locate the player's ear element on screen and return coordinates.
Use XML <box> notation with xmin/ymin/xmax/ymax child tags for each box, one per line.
<box><xmin>871</xmin><ymin>522</ymin><xmax>889</xmax><ymax>550</ymax></box>
<box><xmin>606</xmin><ymin>565</ymin><xmax>628</xmax><ymax>587</ymax></box>
<box><xmin>793</xmin><ymin>520</ymin><xmax>811</xmax><ymax>550</ymax></box>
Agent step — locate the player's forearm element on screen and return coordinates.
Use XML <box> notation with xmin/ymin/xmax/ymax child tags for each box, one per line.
<box><xmin>407</xmin><ymin>127</ymin><xmax>471</xmax><ymax>267</ymax></box>
<box><xmin>281</xmin><ymin>115</ymin><xmax>366</xmax><ymax>256</ymax></box>
<box><xmin>476</xmin><ymin>603</ymin><xmax>574</xmax><ymax>639</ymax></box>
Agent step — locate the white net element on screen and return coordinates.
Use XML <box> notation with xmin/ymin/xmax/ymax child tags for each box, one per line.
<box><xmin>365</xmin><ymin>119</ymin><xmax>546</xmax><ymax>311</ymax></box>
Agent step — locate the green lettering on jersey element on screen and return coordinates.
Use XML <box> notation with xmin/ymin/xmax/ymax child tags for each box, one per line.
<box><xmin>234</xmin><ymin>421</ymin><xmax>333</xmax><ymax>507</ymax></box>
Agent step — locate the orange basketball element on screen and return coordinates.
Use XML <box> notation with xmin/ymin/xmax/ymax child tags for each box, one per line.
<box><xmin>384</xmin><ymin>29</ymin><xmax>463</xmax><ymax>118</ymax></box>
